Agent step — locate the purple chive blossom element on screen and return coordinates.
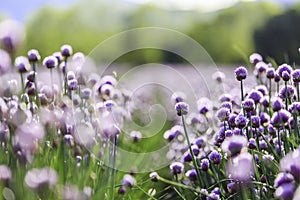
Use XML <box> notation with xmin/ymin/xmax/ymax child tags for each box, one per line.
<box><xmin>275</xmin><ymin>73</ymin><xmax>281</xmax><ymax>82</ymax></box>
<box><xmin>227</xmin><ymin>182</ymin><xmax>238</xmax><ymax>194</ymax></box>
<box><xmin>275</xmin><ymin>183</ymin><xmax>295</xmax><ymax>200</ymax></box>
<box><xmin>197</xmin><ymin>97</ymin><xmax>212</xmax><ymax>114</ymax></box>
<box><xmin>271</xmin><ymin>110</ymin><xmax>291</xmax><ymax>128</ymax></box>
<box><xmin>272</xmin><ymin>97</ymin><xmax>284</xmax><ymax>111</ymax></box>
<box><xmin>27</xmin><ymin>49</ymin><xmax>40</xmax><ymax>62</ymax></box>
<box><xmin>260</xmin><ymin>97</ymin><xmax>269</xmax><ymax>109</ymax></box>
<box><xmin>15</xmin><ymin>56</ymin><xmax>31</xmax><ymax>73</ymax></box>
<box><xmin>259</xmin><ymin>140</ymin><xmax>268</xmax><ymax>150</ymax></box>
<box><xmin>228</xmin><ymin>113</ymin><xmax>237</xmax><ymax>128</ymax></box>
<box><xmin>43</xmin><ymin>56</ymin><xmax>58</xmax><ymax>69</ymax></box>
<box><xmin>235</xmin><ymin>66</ymin><xmax>248</xmax><ymax>81</ymax></box>
<box><xmin>255</xmin><ymin>61</ymin><xmax>268</xmax><ymax>73</ymax></box>
<box><xmin>212</xmin><ymin>71</ymin><xmax>226</xmax><ymax>82</ymax></box>
<box><xmin>251</xmin><ymin>115</ymin><xmax>260</xmax><ymax>128</ymax></box>
<box><xmin>0</xmin><ymin>165</ymin><xmax>11</xmax><ymax>181</ymax></box>
<box><xmin>227</xmin><ymin>152</ymin><xmax>254</xmax><ymax>181</ymax></box>
<box><xmin>225</xmin><ymin>130</ymin><xmax>233</xmax><ymax>137</ymax></box>
<box><xmin>220</xmin><ymin>102</ymin><xmax>232</xmax><ymax>111</ymax></box>
<box><xmin>221</xmin><ymin>135</ymin><xmax>247</xmax><ymax>157</ymax></box>
<box><xmin>288</xmin><ymin>102</ymin><xmax>300</xmax><ymax>115</ymax></box>
<box><xmin>61</xmin><ymin>44</ymin><xmax>73</xmax><ymax>57</ymax></box>
<box><xmin>171</xmin><ymin>92</ymin><xmax>186</xmax><ymax>103</ymax></box>
<box><xmin>256</xmin><ymin>85</ymin><xmax>268</xmax><ymax>96</ymax></box>
<box><xmin>249</xmin><ymin>53</ymin><xmax>263</xmax><ymax>65</ymax></box>
<box><xmin>121</xmin><ymin>174</ymin><xmax>136</xmax><ymax>187</ymax></box>
<box><xmin>242</xmin><ymin>99</ymin><xmax>255</xmax><ymax>112</ymax></box>
<box><xmin>208</xmin><ymin>150</ymin><xmax>222</xmax><ymax>165</ymax></box>
<box><xmin>280</xmin><ymin>148</ymin><xmax>300</xmax><ymax>182</ymax></box>
<box><xmin>219</xmin><ymin>94</ymin><xmax>232</xmax><ymax>102</ymax></box>
<box><xmin>185</xmin><ymin>169</ymin><xmax>197</xmax><ymax>181</ymax></box>
<box><xmin>248</xmin><ymin>138</ymin><xmax>256</xmax><ymax>149</ymax></box>
<box><xmin>235</xmin><ymin>114</ymin><xmax>248</xmax><ymax>129</ymax></box>
<box><xmin>68</xmin><ymin>79</ymin><xmax>78</xmax><ymax>90</ymax></box>
<box><xmin>292</xmin><ymin>69</ymin><xmax>300</xmax><ymax>83</ymax></box>
<box><xmin>274</xmin><ymin>172</ymin><xmax>294</xmax><ymax>188</ymax></box>
<box><xmin>279</xmin><ymin>85</ymin><xmax>295</xmax><ymax>99</ymax></box>
<box><xmin>175</xmin><ymin>102</ymin><xmax>189</xmax><ymax>116</ymax></box>
<box><xmin>200</xmin><ymin>158</ymin><xmax>210</xmax><ymax>171</ymax></box>
<box><xmin>195</xmin><ymin>137</ymin><xmax>206</xmax><ymax>148</ymax></box>
<box><xmin>183</xmin><ymin>152</ymin><xmax>192</xmax><ymax>162</ymax></box>
<box><xmin>52</xmin><ymin>52</ymin><xmax>63</xmax><ymax>63</ymax></box>
<box><xmin>277</xmin><ymin>64</ymin><xmax>293</xmax><ymax>78</ymax></box>
<box><xmin>149</xmin><ymin>172</ymin><xmax>159</xmax><ymax>182</ymax></box>
<box><xmin>282</xmin><ymin>71</ymin><xmax>290</xmax><ymax>82</ymax></box>
<box><xmin>248</xmin><ymin>90</ymin><xmax>263</xmax><ymax>104</ymax></box>
<box><xmin>266</xmin><ymin>68</ymin><xmax>276</xmax><ymax>79</ymax></box>
<box><xmin>25</xmin><ymin>167</ymin><xmax>58</xmax><ymax>189</ymax></box>
<box><xmin>260</xmin><ymin>112</ymin><xmax>270</xmax><ymax>125</ymax></box>
<box><xmin>216</xmin><ymin>107</ymin><xmax>230</xmax><ymax>122</ymax></box>
<box><xmin>170</xmin><ymin>162</ymin><xmax>184</xmax><ymax>175</ymax></box>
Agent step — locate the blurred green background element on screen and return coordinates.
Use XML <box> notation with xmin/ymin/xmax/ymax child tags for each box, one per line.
<box><xmin>1</xmin><ymin>0</ymin><xmax>300</xmax><ymax>64</ymax></box>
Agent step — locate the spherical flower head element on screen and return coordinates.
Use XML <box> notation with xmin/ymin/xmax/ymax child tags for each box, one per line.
<box><xmin>212</xmin><ymin>71</ymin><xmax>226</xmax><ymax>82</ymax></box>
<box><xmin>279</xmin><ymin>85</ymin><xmax>295</xmax><ymax>99</ymax></box>
<box><xmin>271</xmin><ymin>110</ymin><xmax>291</xmax><ymax>128</ymax></box>
<box><xmin>171</xmin><ymin>91</ymin><xmax>186</xmax><ymax>104</ymax></box>
<box><xmin>195</xmin><ymin>137</ymin><xmax>206</xmax><ymax>148</ymax></box>
<box><xmin>149</xmin><ymin>172</ymin><xmax>159</xmax><ymax>182</ymax></box>
<box><xmin>275</xmin><ymin>182</ymin><xmax>295</xmax><ymax>200</ymax></box>
<box><xmin>259</xmin><ymin>140</ymin><xmax>268</xmax><ymax>150</ymax></box>
<box><xmin>183</xmin><ymin>152</ymin><xmax>192</xmax><ymax>162</ymax></box>
<box><xmin>234</xmin><ymin>66</ymin><xmax>248</xmax><ymax>81</ymax></box>
<box><xmin>280</xmin><ymin>148</ymin><xmax>300</xmax><ymax>182</ymax></box>
<box><xmin>61</xmin><ymin>44</ymin><xmax>73</xmax><ymax>57</ymax></box>
<box><xmin>228</xmin><ymin>113</ymin><xmax>237</xmax><ymax>128</ymax></box>
<box><xmin>274</xmin><ymin>172</ymin><xmax>294</xmax><ymax>188</ymax></box>
<box><xmin>175</xmin><ymin>102</ymin><xmax>189</xmax><ymax>116</ymax></box>
<box><xmin>235</xmin><ymin>114</ymin><xmax>248</xmax><ymax>129</ymax></box>
<box><xmin>43</xmin><ymin>56</ymin><xmax>58</xmax><ymax>69</ymax></box>
<box><xmin>260</xmin><ymin>112</ymin><xmax>270</xmax><ymax>125</ymax></box>
<box><xmin>282</xmin><ymin>71</ymin><xmax>291</xmax><ymax>82</ymax></box>
<box><xmin>170</xmin><ymin>162</ymin><xmax>184</xmax><ymax>175</ymax></box>
<box><xmin>219</xmin><ymin>93</ymin><xmax>232</xmax><ymax>102</ymax></box>
<box><xmin>272</xmin><ymin>97</ymin><xmax>284</xmax><ymax>112</ymax></box>
<box><xmin>25</xmin><ymin>167</ymin><xmax>58</xmax><ymax>189</ymax></box>
<box><xmin>242</xmin><ymin>99</ymin><xmax>255</xmax><ymax>112</ymax></box>
<box><xmin>255</xmin><ymin>61</ymin><xmax>267</xmax><ymax>73</ymax></box>
<box><xmin>14</xmin><ymin>56</ymin><xmax>31</xmax><ymax>73</ymax></box>
<box><xmin>197</xmin><ymin>97</ymin><xmax>212</xmax><ymax>114</ymax></box>
<box><xmin>68</xmin><ymin>79</ymin><xmax>78</xmax><ymax>91</ymax></box>
<box><xmin>216</xmin><ymin>107</ymin><xmax>230</xmax><ymax>122</ymax></box>
<box><xmin>288</xmin><ymin>102</ymin><xmax>300</xmax><ymax>115</ymax></box>
<box><xmin>121</xmin><ymin>174</ymin><xmax>136</xmax><ymax>187</ymax></box>
<box><xmin>248</xmin><ymin>138</ymin><xmax>256</xmax><ymax>149</ymax></box>
<box><xmin>248</xmin><ymin>90</ymin><xmax>263</xmax><ymax>104</ymax></box>
<box><xmin>0</xmin><ymin>165</ymin><xmax>11</xmax><ymax>181</ymax></box>
<box><xmin>266</xmin><ymin>67</ymin><xmax>275</xmax><ymax>79</ymax></box>
<box><xmin>185</xmin><ymin>169</ymin><xmax>197</xmax><ymax>181</ymax></box>
<box><xmin>249</xmin><ymin>53</ymin><xmax>262</xmax><ymax>65</ymax></box>
<box><xmin>292</xmin><ymin>69</ymin><xmax>300</xmax><ymax>83</ymax></box>
<box><xmin>52</xmin><ymin>52</ymin><xmax>63</xmax><ymax>63</ymax></box>
<box><xmin>274</xmin><ymin>73</ymin><xmax>281</xmax><ymax>82</ymax></box>
<box><xmin>256</xmin><ymin>85</ymin><xmax>268</xmax><ymax>96</ymax></box>
<box><xmin>258</xmin><ymin>97</ymin><xmax>268</xmax><ymax>109</ymax></box>
<box><xmin>209</xmin><ymin>150</ymin><xmax>222</xmax><ymax>165</ymax></box>
<box><xmin>27</xmin><ymin>49</ymin><xmax>41</xmax><ymax>62</ymax></box>
<box><xmin>220</xmin><ymin>102</ymin><xmax>232</xmax><ymax>111</ymax></box>
<box><xmin>251</xmin><ymin>115</ymin><xmax>260</xmax><ymax>128</ymax></box>
<box><xmin>200</xmin><ymin>158</ymin><xmax>209</xmax><ymax>171</ymax></box>
<box><xmin>221</xmin><ymin>135</ymin><xmax>247</xmax><ymax>157</ymax></box>
<box><xmin>226</xmin><ymin>152</ymin><xmax>254</xmax><ymax>182</ymax></box>
<box><xmin>277</xmin><ymin>63</ymin><xmax>292</xmax><ymax>78</ymax></box>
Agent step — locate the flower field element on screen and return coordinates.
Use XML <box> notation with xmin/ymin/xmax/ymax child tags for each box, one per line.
<box><xmin>1</xmin><ymin>23</ymin><xmax>300</xmax><ymax>200</ymax></box>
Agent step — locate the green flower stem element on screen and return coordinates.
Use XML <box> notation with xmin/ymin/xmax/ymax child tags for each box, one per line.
<box><xmin>296</xmin><ymin>82</ymin><xmax>300</xmax><ymax>102</ymax></box>
<box><xmin>181</xmin><ymin>115</ymin><xmax>202</xmax><ymax>187</ymax></box>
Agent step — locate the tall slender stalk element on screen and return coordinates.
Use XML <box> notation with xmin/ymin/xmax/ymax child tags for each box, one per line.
<box><xmin>181</xmin><ymin>115</ymin><xmax>202</xmax><ymax>187</ymax></box>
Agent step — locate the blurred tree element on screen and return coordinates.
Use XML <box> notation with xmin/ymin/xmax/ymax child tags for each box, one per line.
<box><xmin>254</xmin><ymin>7</ymin><xmax>300</xmax><ymax>64</ymax></box>
<box><xmin>188</xmin><ymin>2</ymin><xmax>281</xmax><ymax>64</ymax></box>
